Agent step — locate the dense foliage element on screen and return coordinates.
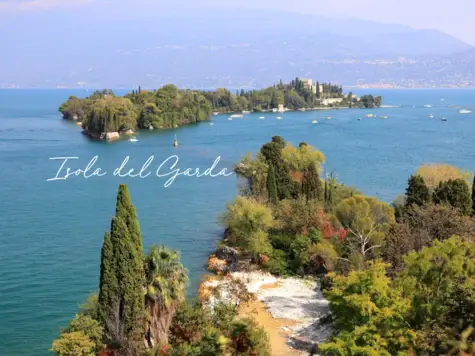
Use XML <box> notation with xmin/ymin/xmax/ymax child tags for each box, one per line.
<box><xmin>221</xmin><ymin>138</ymin><xmax>475</xmax><ymax>354</ymax></box>
<box><xmin>59</xmin><ymin>79</ymin><xmax>382</xmax><ymax>136</ymax></box>
<box><xmin>168</xmin><ymin>301</ymin><xmax>271</xmax><ymax>356</ymax></box>
<box><xmin>53</xmin><ymin>184</ymin><xmax>271</xmax><ymax>356</ymax></box>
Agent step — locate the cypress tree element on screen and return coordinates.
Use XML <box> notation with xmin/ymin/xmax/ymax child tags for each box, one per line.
<box><xmin>324</xmin><ymin>180</ymin><xmax>328</xmax><ymax>203</ymax></box>
<box><xmin>327</xmin><ymin>182</ymin><xmax>333</xmax><ymax>211</ymax></box>
<box><xmin>405</xmin><ymin>175</ymin><xmax>431</xmax><ymax>209</ymax></box>
<box><xmin>267</xmin><ymin>165</ymin><xmax>278</xmax><ymax>204</ymax></box>
<box><xmin>472</xmin><ymin>174</ymin><xmax>475</xmax><ymax>217</ymax></box>
<box><xmin>302</xmin><ymin>163</ymin><xmax>323</xmax><ymax>201</ymax></box>
<box><xmin>98</xmin><ymin>232</ymin><xmax>117</xmax><ymax>328</ymax></box>
<box><xmin>98</xmin><ymin>185</ymin><xmax>145</xmax><ymax>351</ymax></box>
<box><xmin>115</xmin><ymin>184</ymin><xmax>143</xmax><ymax>255</ymax></box>
<box><xmin>261</xmin><ymin>138</ymin><xmax>297</xmax><ymax>200</ymax></box>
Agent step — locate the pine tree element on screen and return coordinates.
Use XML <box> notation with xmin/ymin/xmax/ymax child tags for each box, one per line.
<box><xmin>405</xmin><ymin>175</ymin><xmax>431</xmax><ymax>209</ymax></box>
<box><xmin>302</xmin><ymin>163</ymin><xmax>323</xmax><ymax>201</ymax></box>
<box><xmin>98</xmin><ymin>185</ymin><xmax>145</xmax><ymax>352</ymax></box>
<box><xmin>472</xmin><ymin>174</ymin><xmax>475</xmax><ymax>217</ymax></box>
<box><xmin>267</xmin><ymin>165</ymin><xmax>278</xmax><ymax>204</ymax></box>
<box><xmin>433</xmin><ymin>179</ymin><xmax>472</xmax><ymax>216</ymax></box>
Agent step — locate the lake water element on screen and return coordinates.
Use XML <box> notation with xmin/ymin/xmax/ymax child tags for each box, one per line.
<box><xmin>0</xmin><ymin>89</ymin><xmax>474</xmax><ymax>355</ymax></box>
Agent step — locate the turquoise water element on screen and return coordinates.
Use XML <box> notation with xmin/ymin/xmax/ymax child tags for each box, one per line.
<box><xmin>0</xmin><ymin>89</ymin><xmax>474</xmax><ymax>356</ymax></box>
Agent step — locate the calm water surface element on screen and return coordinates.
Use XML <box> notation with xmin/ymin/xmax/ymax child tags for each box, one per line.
<box><xmin>0</xmin><ymin>89</ymin><xmax>474</xmax><ymax>355</ymax></box>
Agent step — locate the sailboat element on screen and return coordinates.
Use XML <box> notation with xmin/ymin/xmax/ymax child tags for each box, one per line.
<box><xmin>173</xmin><ymin>134</ymin><xmax>179</xmax><ymax>147</ymax></box>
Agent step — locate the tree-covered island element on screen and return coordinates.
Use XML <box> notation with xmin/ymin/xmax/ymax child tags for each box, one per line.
<box><xmin>59</xmin><ymin>78</ymin><xmax>382</xmax><ymax>141</ymax></box>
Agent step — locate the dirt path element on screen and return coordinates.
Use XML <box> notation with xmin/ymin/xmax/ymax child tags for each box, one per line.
<box><xmin>239</xmin><ymin>299</ymin><xmax>302</xmax><ymax>356</ymax></box>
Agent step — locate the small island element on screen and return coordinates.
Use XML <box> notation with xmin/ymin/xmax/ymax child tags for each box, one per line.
<box><xmin>59</xmin><ymin>78</ymin><xmax>382</xmax><ymax>141</ymax></box>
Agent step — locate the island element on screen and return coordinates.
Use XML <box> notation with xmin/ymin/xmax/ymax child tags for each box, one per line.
<box><xmin>59</xmin><ymin>78</ymin><xmax>382</xmax><ymax>141</ymax></box>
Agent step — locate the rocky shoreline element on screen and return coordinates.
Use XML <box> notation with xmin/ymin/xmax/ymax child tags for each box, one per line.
<box><xmin>199</xmin><ymin>270</ymin><xmax>332</xmax><ymax>355</ymax></box>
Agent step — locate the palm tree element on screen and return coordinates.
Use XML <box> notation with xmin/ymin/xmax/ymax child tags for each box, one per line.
<box><xmin>144</xmin><ymin>245</ymin><xmax>188</xmax><ymax>347</ymax></box>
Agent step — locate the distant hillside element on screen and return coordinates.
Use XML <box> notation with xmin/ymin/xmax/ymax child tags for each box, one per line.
<box><xmin>0</xmin><ymin>8</ymin><xmax>473</xmax><ymax>88</ymax></box>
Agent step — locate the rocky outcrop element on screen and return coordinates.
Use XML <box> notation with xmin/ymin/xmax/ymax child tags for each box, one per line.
<box><xmin>82</xmin><ymin>130</ymin><xmax>121</xmax><ymax>141</ymax></box>
<box><xmin>104</xmin><ymin>132</ymin><xmax>120</xmax><ymax>141</ymax></box>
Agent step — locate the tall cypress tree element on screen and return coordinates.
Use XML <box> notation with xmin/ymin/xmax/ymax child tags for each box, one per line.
<box><xmin>98</xmin><ymin>232</ymin><xmax>117</xmax><ymax>328</ymax></box>
<box><xmin>267</xmin><ymin>165</ymin><xmax>278</xmax><ymax>204</ymax></box>
<box><xmin>405</xmin><ymin>175</ymin><xmax>431</xmax><ymax>209</ymax></box>
<box><xmin>261</xmin><ymin>138</ymin><xmax>297</xmax><ymax>200</ymax></box>
<box><xmin>98</xmin><ymin>185</ymin><xmax>145</xmax><ymax>352</ymax></box>
<box><xmin>302</xmin><ymin>163</ymin><xmax>323</xmax><ymax>201</ymax></box>
<box><xmin>472</xmin><ymin>174</ymin><xmax>475</xmax><ymax>217</ymax></box>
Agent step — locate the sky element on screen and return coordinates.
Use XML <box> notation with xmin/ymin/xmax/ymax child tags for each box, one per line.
<box><xmin>0</xmin><ymin>0</ymin><xmax>473</xmax><ymax>45</ymax></box>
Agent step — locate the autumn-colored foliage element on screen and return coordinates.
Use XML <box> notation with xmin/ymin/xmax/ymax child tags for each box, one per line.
<box><xmin>208</xmin><ymin>255</ymin><xmax>228</xmax><ymax>274</ymax></box>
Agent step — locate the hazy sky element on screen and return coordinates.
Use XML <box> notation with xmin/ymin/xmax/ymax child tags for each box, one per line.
<box><xmin>1</xmin><ymin>0</ymin><xmax>473</xmax><ymax>45</ymax></box>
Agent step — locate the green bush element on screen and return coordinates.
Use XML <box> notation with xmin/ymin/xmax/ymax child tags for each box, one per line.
<box><xmin>266</xmin><ymin>249</ymin><xmax>289</xmax><ymax>275</ymax></box>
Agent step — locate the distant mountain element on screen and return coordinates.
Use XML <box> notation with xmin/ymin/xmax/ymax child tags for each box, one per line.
<box><xmin>0</xmin><ymin>8</ymin><xmax>473</xmax><ymax>88</ymax></box>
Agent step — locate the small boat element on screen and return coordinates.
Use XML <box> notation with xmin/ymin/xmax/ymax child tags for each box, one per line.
<box><xmin>209</xmin><ymin>122</ymin><xmax>214</xmax><ymax>126</ymax></box>
<box><xmin>366</xmin><ymin>114</ymin><xmax>375</xmax><ymax>118</ymax></box>
<box><xmin>380</xmin><ymin>116</ymin><xmax>388</xmax><ymax>119</ymax></box>
<box><xmin>230</xmin><ymin>114</ymin><xmax>244</xmax><ymax>118</ymax></box>
<box><xmin>272</xmin><ymin>108</ymin><xmax>277</xmax><ymax>113</ymax></box>
<box><xmin>429</xmin><ymin>114</ymin><xmax>434</xmax><ymax>118</ymax></box>
<box><xmin>312</xmin><ymin>120</ymin><xmax>318</xmax><ymax>124</ymax></box>
<box><xmin>441</xmin><ymin>117</ymin><xmax>447</xmax><ymax>121</ymax></box>
<box><xmin>173</xmin><ymin>134</ymin><xmax>179</xmax><ymax>147</ymax></box>
<box><xmin>228</xmin><ymin>117</ymin><xmax>232</xmax><ymax>121</ymax></box>
<box><xmin>358</xmin><ymin>118</ymin><xmax>362</xmax><ymax>121</ymax></box>
<box><xmin>129</xmin><ymin>137</ymin><xmax>138</xmax><ymax>142</ymax></box>
<box><xmin>242</xmin><ymin>111</ymin><xmax>251</xmax><ymax>114</ymax></box>
<box><xmin>424</xmin><ymin>104</ymin><xmax>432</xmax><ymax>108</ymax></box>
<box><xmin>327</xmin><ymin>116</ymin><xmax>332</xmax><ymax>120</ymax></box>
<box><xmin>259</xmin><ymin>116</ymin><xmax>265</xmax><ymax>119</ymax></box>
<box><xmin>460</xmin><ymin>109</ymin><xmax>472</xmax><ymax>114</ymax></box>
<box><xmin>276</xmin><ymin>116</ymin><xmax>283</xmax><ymax>120</ymax></box>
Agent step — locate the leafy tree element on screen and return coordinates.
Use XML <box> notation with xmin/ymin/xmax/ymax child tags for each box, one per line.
<box><xmin>234</xmin><ymin>152</ymin><xmax>268</xmax><ymax>197</ymax></box>
<box><xmin>230</xmin><ymin>318</ymin><xmax>271</xmax><ymax>356</ymax></box>
<box><xmin>274</xmin><ymin>197</ymin><xmax>321</xmax><ymax>235</ymax></box>
<box><xmin>50</xmin><ymin>332</ymin><xmax>95</xmax><ymax>356</ymax></box>
<box><xmin>336</xmin><ymin>195</ymin><xmax>395</xmax><ymax>267</ymax></box>
<box><xmin>416</xmin><ymin>163</ymin><xmax>471</xmax><ymax>190</ymax></box>
<box><xmin>310</xmin><ymin>240</ymin><xmax>338</xmax><ymax>273</ymax></box>
<box><xmin>405</xmin><ymin>175</ymin><xmax>431</xmax><ymax>209</ymax></box>
<box><xmin>289</xmin><ymin>234</ymin><xmax>312</xmax><ymax>274</ymax></box>
<box><xmin>397</xmin><ymin>236</ymin><xmax>475</xmax><ymax>354</ymax></box>
<box><xmin>280</xmin><ymin>143</ymin><xmax>325</xmax><ymax>172</ymax></box>
<box><xmin>266</xmin><ymin>165</ymin><xmax>278</xmax><ymax>204</ymax></box>
<box><xmin>79</xmin><ymin>292</ymin><xmax>99</xmax><ymax>319</ymax></box>
<box><xmin>301</xmin><ymin>163</ymin><xmax>323</xmax><ymax>201</ymax></box>
<box><xmin>433</xmin><ymin>179</ymin><xmax>472</xmax><ymax>215</ymax></box>
<box><xmin>221</xmin><ymin>196</ymin><xmax>273</xmax><ymax>247</ymax></box>
<box><xmin>144</xmin><ymin>245</ymin><xmax>189</xmax><ymax>345</ymax></box>
<box><xmin>384</xmin><ymin>204</ymin><xmax>475</xmax><ymax>275</ymax></box>
<box><xmin>319</xmin><ymin>261</ymin><xmax>416</xmax><ymax>355</ymax></box>
<box><xmin>63</xmin><ymin>314</ymin><xmax>103</xmax><ymax>351</ymax></box>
